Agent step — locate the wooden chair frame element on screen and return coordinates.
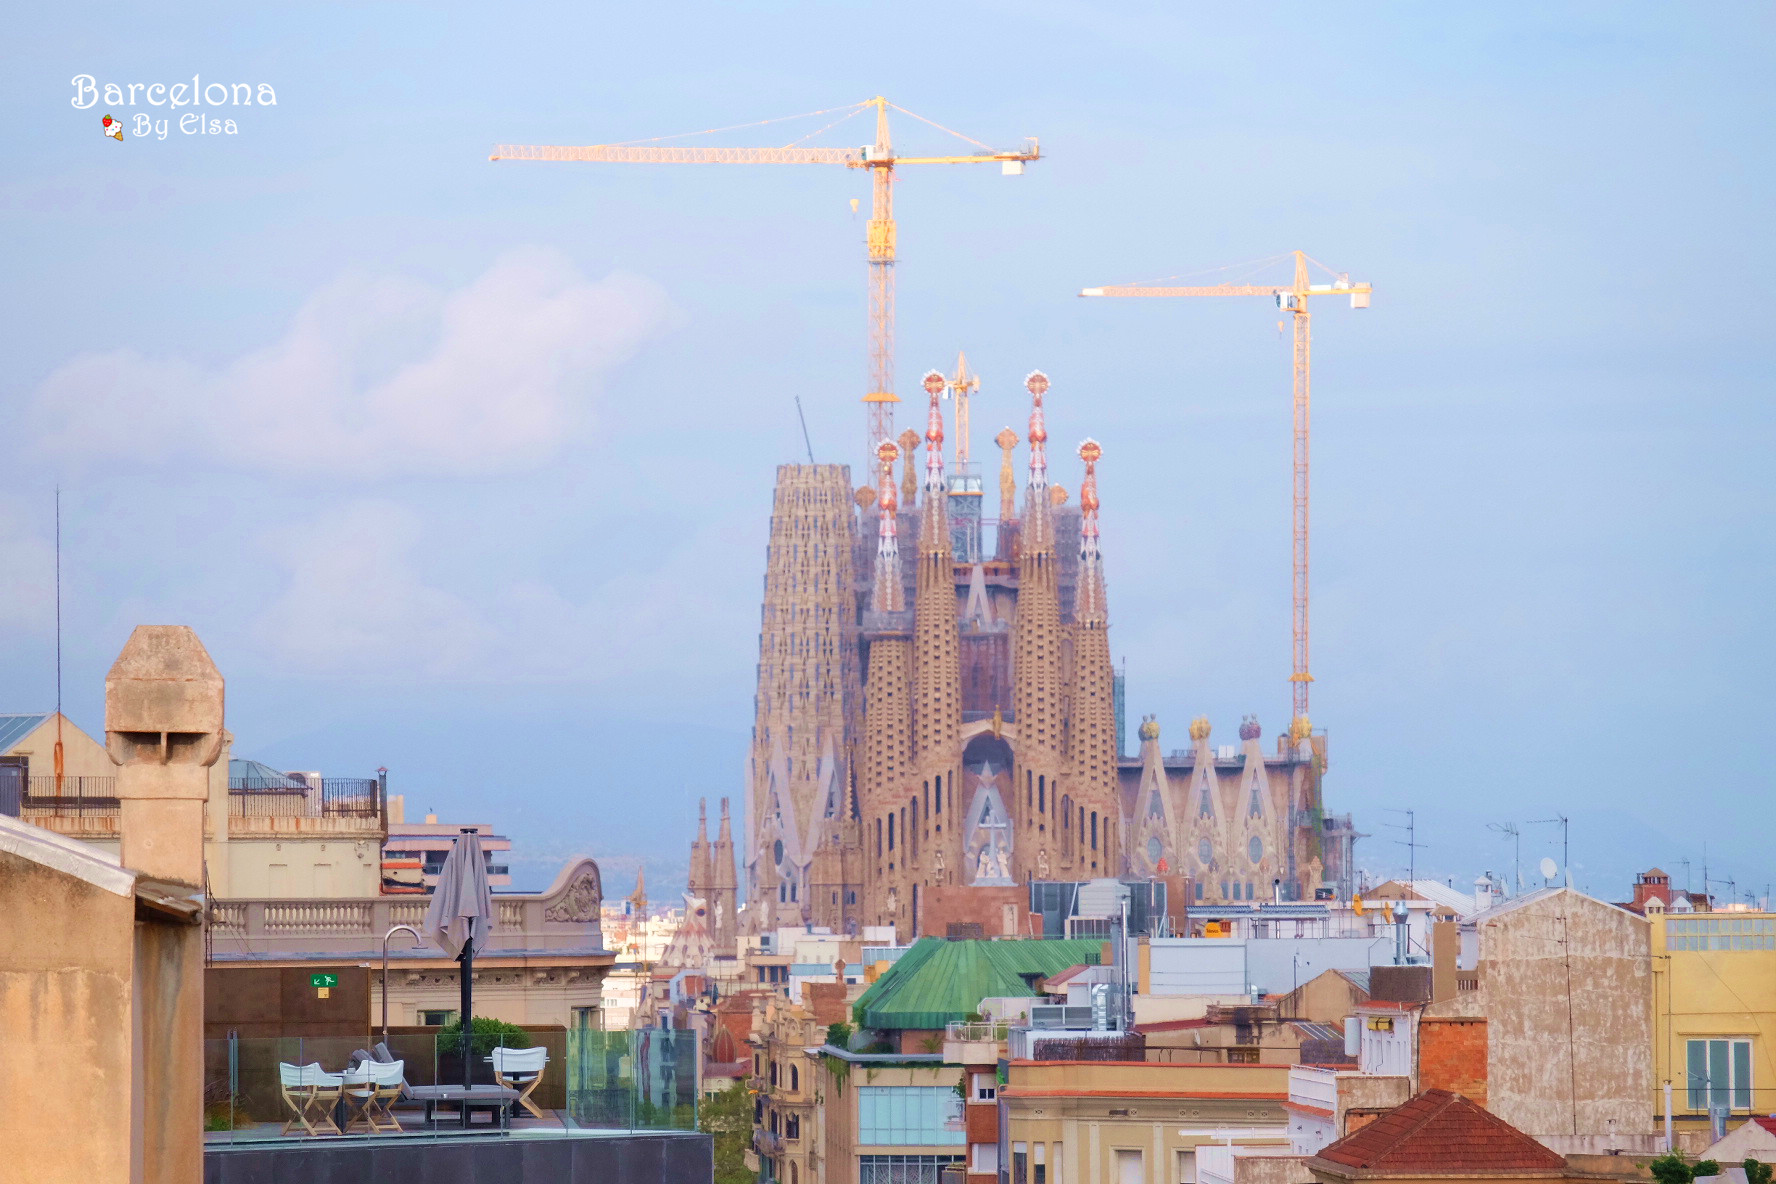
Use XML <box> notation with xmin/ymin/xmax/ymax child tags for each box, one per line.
<box><xmin>490</xmin><ymin>1046</ymin><xmax>550</xmax><ymax>1121</ymax></box>
<box><xmin>279</xmin><ymin>1062</ymin><xmax>344</xmax><ymax>1136</ymax></box>
<box><xmin>345</xmin><ymin>1060</ymin><xmax>406</xmax><ymax>1134</ymax></box>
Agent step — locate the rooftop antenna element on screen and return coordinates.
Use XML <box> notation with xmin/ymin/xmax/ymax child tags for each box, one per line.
<box><xmin>794</xmin><ymin>396</ymin><xmax>816</xmax><ymax>464</ymax></box>
<box><xmin>1488</xmin><ymin>822</ymin><xmax>1521</xmax><ymax>895</ymax></box>
<box><xmin>1528</xmin><ymin>815</ymin><xmax>1569</xmax><ymax>887</ymax></box>
<box><xmin>1384</xmin><ymin>807</ymin><xmax>1423</xmax><ymax>887</ymax></box>
<box><xmin>53</xmin><ymin>488</ymin><xmax>64</xmax><ymax>794</ymax></box>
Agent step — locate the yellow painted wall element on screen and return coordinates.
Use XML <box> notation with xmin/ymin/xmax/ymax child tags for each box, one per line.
<box><xmin>1651</xmin><ymin>911</ymin><xmax>1776</xmax><ymax>1120</ymax></box>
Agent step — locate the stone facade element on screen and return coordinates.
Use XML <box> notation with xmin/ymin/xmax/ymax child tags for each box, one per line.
<box><xmin>1425</xmin><ymin>887</ymin><xmax>1653</xmax><ymax>1140</ymax></box>
<box><xmin>736</xmin><ymin>382</ymin><xmax>1347</xmax><ymax>940</ymax></box>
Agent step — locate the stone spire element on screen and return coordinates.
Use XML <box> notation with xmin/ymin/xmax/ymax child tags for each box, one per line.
<box><xmin>918</xmin><ymin>371</ymin><xmax>950</xmax><ymax>555</ymax></box>
<box><xmin>711</xmin><ymin>797</ymin><xmax>738</xmax><ymax>949</ymax></box>
<box><xmin>1022</xmin><ymin>372</ymin><xmax>1053</xmax><ymax>554</ymax></box>
<box><xmin>1012</xmin><ymin>371</ymin><xmax>1065</xmax><ymax>876</ymax></box>
<box><xmin>872</xmin><ymin>440</ymin><xmax>904</xmax><ymax>613</ymax></box>
<box><xmin>996</xmin><ymin>427</ymin><xmax>1020</xmax><ymax>522</ymax></box>
<box><xmin>1068</xmin><ymin>438</ymin><xmax>1118</xmax><ymax>874</ymax></box>
<box><xmin>1076</xmin><ymin>439</ymin><xmax>1106</xmax><ymax>623</ymax></box>
<box><xmin>913</xmin><ymin>370</ymin><xmax>961</xmax><ymax>761</ymax></box>
<box><xmin>689</xmin><ymin>798</ymin><xmax>713</xmax><ymax>901</ymax></box>
<box><xmin>898</xmin><ymin>429</ymin><xmax>921</xmax><ymax>510</ymax></box>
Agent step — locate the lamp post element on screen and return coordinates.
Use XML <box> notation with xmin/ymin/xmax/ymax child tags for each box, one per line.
<box><xmin>381</xmin><ymin>924</ymin><xmax>423</xmax><ymax>1046</ymax></box>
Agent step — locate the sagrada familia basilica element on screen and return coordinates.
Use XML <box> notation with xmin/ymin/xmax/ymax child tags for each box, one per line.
<box><xmin>687</xmin><ymin>372</ymin><xmax>1357</xmax><ymax>941</ymax></box>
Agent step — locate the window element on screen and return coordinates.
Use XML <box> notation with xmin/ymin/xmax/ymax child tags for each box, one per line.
<box><xmin>1034</xmin><ymin>1141</ymin><xmax>1047</xmax><ymax>1184</ymax></box>
<box><xmin>790</xmin><ymin>1065</ymin><xmax>799</xmax><ymax>1091</ymax></box>
<box><xmin>1013</xmin><ymin>1143</ymin><xmax>1028</xmax><ymax>1184</ymax></box>
<box><xmin>1115</xmin><ymin>1149</ymin><xmax>1143</xmax><ymax>1184</ymax></box>
<box><xmin>418</xmin><ymin>1009</ymin><xmax>456</xmax><ymax>1026</ymax></box>
<box><xmin>1669</xmin><ymin>918</ymin><xmax>1776</xmax><ymax>951</ymax></box>
<box><xmin>859</xmin><ymin>1155</ymin><xmax>963</xmax><ymax>1184</ymax></box>
<box><xmin>857</xmin><ymin>1086</ymin><xmax>965</xmax><ymax>1145</ymax></box>
<box><xmin>770</xmin><ymin>1061</ymin><xmax>779</xmax><ymax>1086</ymax></box>
<box><xmin>1176</xmin><ymin>1149</ymin><xmax>1197</xmax><ymax>1184</ymax></box>
<box><xmin>971</xmin><ymin>1144</ymin><xmax>999</xmax><ymax>1174</ymax></box>
<box><xmin>1688</xmin><ymin>1038</ymin><xmax>1753</xmax><ymax>1111</ymax></box>
<box><xmin>971</xmin><ymin>1073</ymin><xmax>997</xmax><ymax>1102</ymax></box>
<box><xmin>786</xmin><ymin>1115</ymin><xmax>800</xmax><ymax>1140</ymax></box>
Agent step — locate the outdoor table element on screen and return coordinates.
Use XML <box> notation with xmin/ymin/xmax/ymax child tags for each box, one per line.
<box><xmin>406</xmin><ymin>1084</ymin><xmax>520</xmax><ymax>1129</ymax></box>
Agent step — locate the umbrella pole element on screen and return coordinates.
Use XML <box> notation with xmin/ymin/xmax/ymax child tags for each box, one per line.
<box><xmin>459</xmin><ymin>937</ymin><xmax>474</xmax><ymax>1088</ymax></box>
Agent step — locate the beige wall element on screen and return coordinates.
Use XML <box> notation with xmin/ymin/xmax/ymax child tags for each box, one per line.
<box><xmin>374</xmin><ymin>959</ymin><xmax>610</xmax><ymax>1029</ymax></box>
<box><xmin>1430</xmin><ymin>889</ymin><xmax>1652</xmax><ymax>1139</ymax></box>
<box><xmin>0</xmin><ymin>845</ymin><xmax>137</xmax><ymax>1183</ymax></box>
<box><xmin>219</xmin><ymin>834</ymin><xmax>383</xmax><ymax>898</ymax></box>
<box><xmin>1005</xmin><ymin>1061</ymin><xmax>1291</xmax><ymax>1184</ymax></box>
<box><xmin>3</xmin><ymin>712</ymin><xmax>115</xmax><ymax>777</ymax></box>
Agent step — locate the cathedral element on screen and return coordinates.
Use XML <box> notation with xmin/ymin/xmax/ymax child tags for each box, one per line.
<box><xmin>709</xmin><ymin>372</ymin><xmax>1355</xmax><ymax>941</ymax></box>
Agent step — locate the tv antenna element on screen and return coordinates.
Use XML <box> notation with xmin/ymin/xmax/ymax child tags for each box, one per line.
<box><xmin>1384</xmin><ymin>808</ymin><xmax>1424</xmax><ymax>886</ymax></box>
<box><xmin>1487</xmin><ymin>822</ymin><xmax>1521</xmax><ymax>895</ymax></box>
<box><xmin>53</xmin><ymin>488</ymin><xmax>65</xmax><ymax>793</ymax></box>
<box><xmin>1528</xmin><ymin>815</ymin><xmax>1569</xmax><ymax>887</ymax></box>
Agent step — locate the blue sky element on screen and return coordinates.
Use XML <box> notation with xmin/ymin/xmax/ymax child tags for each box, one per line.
<box><xmin>3</xmin><ymin>3</ymin><xmax>1771</xmax><ymax>901</ymax></box>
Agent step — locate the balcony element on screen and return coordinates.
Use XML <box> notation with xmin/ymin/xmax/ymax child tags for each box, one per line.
<box><xmin>11</xmin><ymin>776</ymin><xmax>122</xmax><ymax>838</ymax></box>
<box><xmin>755</xmin><ymin>1129</ymin><xmax>784</xmax><ymax>1156</ymax></box>
<box><xmin>226</xmin><ymin>777</ymin><xmax>385</xmax><ymax>839</ymax></box>
<box><xmin>943</xmin><ymin>1020</ymin><xmax>1009</xmax><ymax>1066</ymax></box>
<box><xmin>207</xmin><ymin>858</ymin><xmax>608</xmax><ymax>960</ymax></box>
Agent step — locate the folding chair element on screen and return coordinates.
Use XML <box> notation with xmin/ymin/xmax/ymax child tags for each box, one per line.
<box><xmin>279</xmin><ymin>1063</ymin><xmax>344</xmax><ymax>1135</ymax></box>
<box><xmin>489</xmin><ymin>1046</ymin><xmax>550</xmax><ymax>1120</ymax></box>
<box><xmin>345</xmin><ymin>1059</ymin><xmax>406</xmax><ymax>1133</ymax></box>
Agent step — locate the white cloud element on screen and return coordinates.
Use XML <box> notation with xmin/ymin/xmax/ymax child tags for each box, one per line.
<box><xmin>254</xmin><ymin>499</ymin><xmax>755</xmax><ymax>686</ymax></box>
<box><xmin>32</xmin><ymin>248</ymin><xmax>670</xmax><ymax>475</ymax></box>
<box><xmin>0</xmin><ymin>502</ymin><xmax>55</xmax><ymax>633</ymax></box>
<box><xmin>254</xmin><ymin>501</ymin><xmax>495</xmax><ymax>677</ymax></box>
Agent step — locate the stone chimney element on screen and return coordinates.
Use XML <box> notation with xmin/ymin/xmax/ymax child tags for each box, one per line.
<box><xmin>105</xmin><ymin>626</ymin><xmax>224</xmax><ymax>886</ymax></box>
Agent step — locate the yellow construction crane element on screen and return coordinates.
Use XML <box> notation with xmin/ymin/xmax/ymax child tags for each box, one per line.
<box><xmin>493</xmin><ymin>98</ymin><xmax>1038</xmax><ymax>461</ymax></box>
<box><xmin>943</xmin><ymin>350</ymin><xmax>980</xmax><ymax>466</ymax></box>
<box><xmin>1081</xmin><ymin>251</ymin><xmax>1371</xmax><ymax>736</ymax></box>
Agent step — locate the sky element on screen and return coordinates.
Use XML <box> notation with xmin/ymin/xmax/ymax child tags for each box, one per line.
<box><xmin>3</xmin><ymin>3</ymin><xmax>1772</xmax><ymax>902</ymax></box>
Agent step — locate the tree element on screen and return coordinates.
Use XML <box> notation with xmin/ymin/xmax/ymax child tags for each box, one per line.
<box><xmin>1745</xmin><ymin>1160</ymin><xmax>1773</xmax><ymax>1184</ymax></box>
<box><xmin>700</xmin><ymin>1080</ymin><xmax>755</xmax><ymax>1184</ymax></box>
<box><xmin>1649</xmin><ymin>1154</ymin><xmax>1721</xmax><ymax>1183</ymax></box>
<box><xmin>437</xmin><ymin>1016</ymin><xmax>532</xmax><ymax>1057</ymax></box>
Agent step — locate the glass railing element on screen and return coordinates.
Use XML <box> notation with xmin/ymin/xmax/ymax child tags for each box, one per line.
<box><xmin>203</xmin><ymin>1026</ymin><xmax>698</xmax><ymax>1144</ymax></box>
<box><xmin>565</xmin><ymin>1027</ymin><xmax>700</xmax><ymax>1131</ymax></box>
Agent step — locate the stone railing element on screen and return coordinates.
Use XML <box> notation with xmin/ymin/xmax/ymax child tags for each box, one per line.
<box><xmin>207</xmin><ymin>856</ymin><xmax>606</xmax><ymax>959</ymax></box>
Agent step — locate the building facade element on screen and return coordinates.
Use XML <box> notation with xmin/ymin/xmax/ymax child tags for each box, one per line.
<box><xmin>1649</xmin><ymin>908</ymin><xmax>1776</xmax><ymax>1130</ymax></box>
<box><xmin>734</xmin><ymin>376</ymin><xmax>1348</xmax><ymax>941</ymax></box>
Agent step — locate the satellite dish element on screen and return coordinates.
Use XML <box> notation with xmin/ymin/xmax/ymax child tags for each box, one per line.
<box><xmin>1539</xmin><ymin>857</ymin><xmax>1559</xmax><ymax>881</ymax></box>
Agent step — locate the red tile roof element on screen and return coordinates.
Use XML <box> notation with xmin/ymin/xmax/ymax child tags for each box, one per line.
<box><xmin>1312</xmin><ymin>1089</ymin><xmax>1566</xmax><ymax>1173</ymax></box>
<box><xmin>1754</xmin><ymin>1115</ymin><xmax>1776</xmax><ymax>1136</ymax></box>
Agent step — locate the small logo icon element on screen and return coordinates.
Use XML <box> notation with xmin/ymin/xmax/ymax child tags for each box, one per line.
<box><xmin>102</xmin><ymin>113</ymin><xmax>123</xmax><ymax>141</ymax></box>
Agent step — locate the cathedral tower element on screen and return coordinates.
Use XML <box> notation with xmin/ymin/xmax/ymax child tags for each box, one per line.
<box><xmin>711</xmin><ymin>797</ymin><xmax>738</xmax><ymax>949</ymax></box>
<box><xmin>1067</xmin><ymin>438</ymin><xmax>1120</xmax><ymax>874</ymax></box>
<box><xmin>1011</xmin><ymin>372</ymin><xmax>1067</xmax><ymax>878</ymax></box>
<box><xmin>862</xmin><ymin>439</ymin><xmax>915</xmax><ymax>932</ymax></box>
<box><xmin>904</xmin><ymin>374</ymin><xmax>963</xmax><ymax>925</ymax></box>
<box><xmin>746</xmin><ymin>464</ymin><xmax>859</xmax><ymax>929</ymax></box>
<box><xmin>688</xmin><ymin>799</ymin><xmax>712</xmax><ymax>902</ymax></box>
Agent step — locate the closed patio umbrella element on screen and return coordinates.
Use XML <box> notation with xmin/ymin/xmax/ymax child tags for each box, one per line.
<box><xmin>423</xmin><ymin>827</ymin><xmax>495</xmax><ymax>1087</ymax></box>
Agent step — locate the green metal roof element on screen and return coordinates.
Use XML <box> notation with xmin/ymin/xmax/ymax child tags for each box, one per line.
<box><xmin>853</xmin><ymin>938</ymin><xmax>1104</xmax><ymax>1031</ymax></box>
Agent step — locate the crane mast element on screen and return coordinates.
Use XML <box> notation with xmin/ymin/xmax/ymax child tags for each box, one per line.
<box><xmin>493</xmin><ymin>98</ymin><xmax>1037</xmax><ymax>466</ymax></box>
<box><xmin>1082</xmin><ymin>250</ymin><xmax>1371</xmax><ymax>735</ymax></box>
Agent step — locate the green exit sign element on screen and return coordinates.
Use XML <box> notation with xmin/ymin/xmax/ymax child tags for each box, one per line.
<box><xmin>310</xmin><ymin>973</ymin><xmax>338</xmax><ymax>989</ymax></box>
